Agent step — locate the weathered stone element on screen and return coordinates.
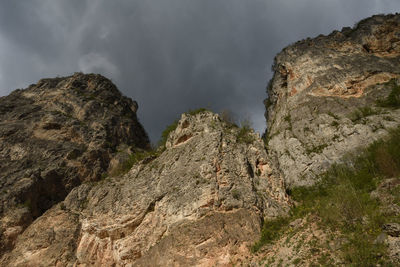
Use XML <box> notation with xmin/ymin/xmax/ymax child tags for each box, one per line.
<box><xmin>265</xmin><ymin>14</ymin><xmax>400</xmax><ymax>187</ymax></box>
<box><xmin>0</xmin><ymin>73</ymin><xmax>149</xmax><ymax>256</ymax></box>
<box><xmin>383</xmin><ymin>223</ymin><xmax>400</xmax><ymax>237</ymax></box>
<box><xmin>370</xmin><ymin>178</ymin><xmax>400</xmax><ymax>219</ymax></box>
<box><xmin>2</xmin><ymin>13</ymin><xmax>400</xmax><ymax>267</ymax></box>
<box><xmin>0</xmin><ymin>111</ymin><xmax>290</xmax><ymax>266</ymax></box>
<box><xmin>387</xmin><ymin>235</ymin><xmax>400</xmax><ymax>264</ymax></box>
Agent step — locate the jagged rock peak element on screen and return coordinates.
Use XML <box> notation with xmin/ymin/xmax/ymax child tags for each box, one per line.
<box><xmin>1</xmin><ymin>111</ymin><xmax>291</xmax><ymax>266</ymax></box>
<box><xmin>0</xmin><ymin>72</ymin><xmax>150</xmax><ymax>256</ymax></box>
<box><xmin>29</xmin><ymin>72</ymin><xmax>140</xmax><ymax>117</ymax></box>
<box><xmin>265</xmin><ymin>13</ymin><xmax>400</xmax><ymax>187</ymax></box>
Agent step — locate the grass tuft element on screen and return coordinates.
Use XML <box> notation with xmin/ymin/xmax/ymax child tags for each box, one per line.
<box><xmin>350</xmin><ymin>107</ymin><xmax>379</xmax><ymax>122</ymax></box>
<box><xmin>185</xmin><ymin>108</ymin><xmax>209</xmax><ymax>116</ymax></box>
<box><xmin>252</xmin><ymin>216</ymin><xmax>291</xmax><ymax>253</ymax></box>
<box><xmin>158</xmin><ymin>119</ymin><xmax>179</xmax><ymax>147</ymax></box>
<box><xmin>110</xmin><ymin>150</ymin><xmax>160</xmax><ymax>177</ymax></box>
<box><xmin>236</xmin><ymin>119</ymin><xmax>255</xmax><ymax>144</ymax></box>
<box><xmin>377</xmin><ymin>79</ymin><xmax>400</xmax><ymax>108</ymax></box>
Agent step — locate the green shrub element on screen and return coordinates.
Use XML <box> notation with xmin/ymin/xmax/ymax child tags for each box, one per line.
<box><xmin>157</xmin><ymin>108</ymin><xmax>209</xmax><ymax>147</ymax></box>
<box><xmin>158</xmin><ymin>119</ymin><xmax>179</xmax><ymax>147</ymax></box>
<box><xmin>377</xmin><ymin>79</ymin><xmax>400</xmax><ymax>108</ymax></box>
<box><xmin>110</xmin><ymin>150</ymin><xmax>159</xmax><ymax>177</ymax></box>
<box><xmin>331</xmin><ymin>120</ymin><xmax>339</xmax><ymax>127</ymax></box>
<box><xmin>185</xmin><ymin>108</ymin><xmax>209</xmax><ymax>116</ymax></box>
<box><xmin>327</xmin><ymin>111</ymin><xmax>340</xmax><ymax>120</ymax></box>
<box><xmin>219</xmin><ymin>109</ymin><xmax>237</xmax><ymax>127</ymax></box>
<box><xmin>284</xmin><ymin>114</ymin><xmax>293</xmax><ymax>131</ymax></box>
<box><xmin>251</xmin><ymin>216</ymin><xmax>291</xmax><ymax>252</ymax></box>
<box><xmin>292</xmin><ymin>258</ymin><xmax>302</xmax><ymax>265</ymax></box>
<box><xmin>231</xmin><ymin>189</ymin><xmax>240</xmax><ymax>200</ymax></box>
<box><xmin>350</xmin><ymin>107</ymin><xmax>378</xmax><ymax>122</ymax></box>
<box><xmin>101</xmin><ymin>172</ymin><xmax>108</xmax><ymax>180</ymax></box>
<box><xmin>236</xmin><ymin>119</ymin><xmax>255</xmax><ymax>144</ymax></box>
<box><xmin>342</xmin><ymin>234</ymin><xmax>387</xmax><ymax>266</ymax></box>
<box><xmin>22</xmin><ymin>199</ymin><xmax>32</xmax><ymax>211</ymax></box>
<box><xmin>305</xmin><ymin>143</ymin><xmax>328</xmax><ymax>155</ymax></box>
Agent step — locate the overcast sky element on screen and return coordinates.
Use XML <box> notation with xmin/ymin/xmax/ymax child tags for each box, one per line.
<box><xmin>0</xmin><ymin>1</ymin><xmax>399</xmax><ymax>142</ymax></box>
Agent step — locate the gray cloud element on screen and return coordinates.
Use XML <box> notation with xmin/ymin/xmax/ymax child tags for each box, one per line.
<box><xmin>0</xmin><ymin>0</ymin><xmax>399</xmax><ymax>142</ymax></box>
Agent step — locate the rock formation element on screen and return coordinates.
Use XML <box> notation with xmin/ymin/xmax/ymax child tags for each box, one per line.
<box><xmin>0</xmin><ymin>73</ymin><xmax>149</xmax><ymax>257</ymax></box>
<box><xmin>1</xmin><ymin>13</ymin><xmax>400</xmax><ymax>266</ymax></box>
<box><xmin>265</xmin><ymin>14</ymin><xmax>400</xmax><ymax>187</ymax></box>
<box><xmin>0</xmin><ymin>111</ymin><xmax>290</xmax><ymax>266</ymax></box>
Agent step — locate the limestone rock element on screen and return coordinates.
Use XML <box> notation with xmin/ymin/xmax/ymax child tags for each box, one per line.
<box><xmin>0</xmin><ymin>73</ymin><xmax>149</xmax><ymax>256</ymax></box>
<box><xmin>383</xmin><ymin>223</ymin><xmax>400</xmax><ymax>237</ymax></box>
<box><xmin>265</xmin><ymin>14</ymin><xmax>400</xmax><ymax>187</ymax></box>
<box><xmin>3</xmin><ymin>12</ymin><xmax>400</xmax><ymax>267</ymax></box>
<box><xmin>0</xmin><ymin>111</ymin><xmax>290</xmax><ymax>266</ymax></box>
<box><xmin>387</xmin><ymin>235</ymin><xmax>400</xmax><ymax>264</ymax></box>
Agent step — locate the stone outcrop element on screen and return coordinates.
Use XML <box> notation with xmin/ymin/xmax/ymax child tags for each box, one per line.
<box><xmin>0</xmin><ymin>111</ymin><xmax>290</xmax><ymax>266</ymax></box>
<box><xmin>0</xmin><ymin>73</ymin><xmax>149</xmax><ymax>256</ymax></box>
<box><xmin>265</xmin><ymin>14</ymin><xmax>400</xmax><ymax>187</ymax></box>
<box><xmin>1</xmin><ymin>13</ymin><xmax>400</xmax><ymax>267</ymax></box>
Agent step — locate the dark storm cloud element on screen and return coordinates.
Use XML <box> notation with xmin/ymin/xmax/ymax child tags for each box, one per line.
<box><xmin>0</xmin><ymin>0</ymin><xmax>399</xmax><ymax>141</ymax></box>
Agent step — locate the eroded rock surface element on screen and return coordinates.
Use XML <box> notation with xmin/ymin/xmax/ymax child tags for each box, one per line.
<box><xmin>2</xmin><ymin>13</ymin><xmax>400</xmax><ymax>267</ymax></box>
<box><xmin>0</xmin><ymin>73</ymin><xmax>149</xmax><ymax>256</ymax></box>
<box><xmin>0</xmin><ymin>111</ymin><xmax>290</xmax><ymax>266</ymax></box>
<box><xmin>265</xmin><ymin>14</ymin><xmax>400</xmax><ymax>187</ymax></box>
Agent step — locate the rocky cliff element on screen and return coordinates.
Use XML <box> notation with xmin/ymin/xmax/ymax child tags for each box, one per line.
<box><xmin>265</xmin><ymin>14</ymin><xmax>400</xmax><ymax>187</ymax></box>
<box><xmin>0</xmin><ymin>73</ymin><xmax>149</xmax><ymax>257</ymax></box>
<box><xmin>1</xmin><ymin>13</ymin><xmax>400</xmax><ymax>267</ymax></box>
<box><xmin>0</xmin><ymin>111</ymin><xmax>290</xmax><ymax>266</ymax></box>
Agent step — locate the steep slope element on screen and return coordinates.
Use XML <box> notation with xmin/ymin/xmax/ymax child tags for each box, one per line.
<box><xmin>252</xmin><ymin>13</ymin><xmax>400</xmax><ymax>266</ymax></box>
<box><xmin>0</xmin><ymin>73</ymin><xmax>150</xmax><ymax>256</ymax></box>
<box><xmin>0</xmin><ymin>111</ymin><xmax>290</xmax><ymax>266</ymax></box>
<box><xmin>1</xmin><ymin>12</ymin><xmax>400</xmax><ymax>267</ymax></box>
<box><xmin>248</xmin><ymin>126</ymin><xmax>400</xmax><ymax>266</ymax></box>
<box><xmin>265</xmin><ymin>14</ymin><xmax>400</xmax><ymax>187</ymax></box>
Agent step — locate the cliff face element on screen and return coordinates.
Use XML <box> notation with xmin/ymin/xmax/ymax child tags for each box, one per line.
<box><xmin>1</xmin><ymin>13</ymin><xmax>400</xmax><ymax>267</ymax></box>
<box><xmin>1</xmin><ymin>111</ymin><xmax>290</xmax><ymax>266</ymax></box>
<box><xmin>0</xmin><ymin>73</ymin><xmax>149</xmax><ymax>256</ymax></box>
<box><xmin>265</xmin><ymin>14</ymin><xmax>400</xmax><ymax>187</ymax></box>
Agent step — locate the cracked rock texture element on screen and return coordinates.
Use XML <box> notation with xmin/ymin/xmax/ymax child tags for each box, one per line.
<box><xmin>0</xmin><ymin>111</ymin><xmax>290</xmax><ymax>266</ymax></box>
<box><xmin>0</xmin><ymin>73</ymin><xmax>150</xmax><ymax>257</ymax></box>
<box><xmin>2</xmin><ymin>13</ymin><xmax>400</xmax><ymax>267</ymax></box>
<box><xmin>265</xmin><ymin>14</ymin><xmax>400</xmax><ymax>187</ymax></box>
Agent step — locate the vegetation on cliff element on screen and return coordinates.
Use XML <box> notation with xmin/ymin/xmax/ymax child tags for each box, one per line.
<box><xmin>157</xmin><ymin>108</ymin><xmax>209</xmax><ymax>147</ymax></box>
<box><xmin>378</xmin><ymin>78</ymin><xmax>400</xmax><ymax>108</ymax></box>
<box><xmin>253</xmin><ymin>126</ymin><xmax>400</xmax><ymax>265</ymax></box>
<box><xmin>2</xmin><ymin>13</ymin><xmax>400</xmax><ymax>267</ymax></box>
